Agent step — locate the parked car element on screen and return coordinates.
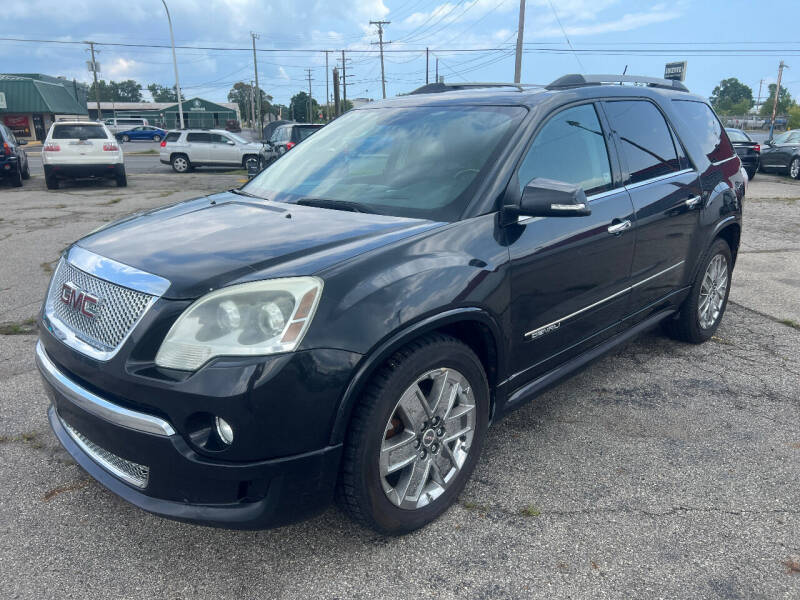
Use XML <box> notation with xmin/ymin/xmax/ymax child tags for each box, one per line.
<box><xmin>36</xmin><ymin>74</ymin><xmax>744</xmax><ymax>535</ymax></box>
<box><xmin>159</xmin><ymin>129</ymin><xmax>269</xmax><ymax>173</ymax></box>
<box><xmin>0</xmin><ymin>122</ymin><xmax>30</xmax><ymax>187</ymax></box>
<box><xmin>116</xmin><ymin>125</ymin><xmax>167</xmax><ymax>143</ymax></box>
<box><xmin>103</xmin><ymin>117</ymin><xmax>150</xmax><ymax>134</ymax></box>
<box><xmin>261</xmin><ymin>119</ymin><xmax>292</xmax><ymax>141</ymax></box>
<box><xmin>225</xmin><ymin>119</ymin><xmax>242</xmax><ymax>132</ymax></box>
<box><xmin>41</xmin><ymin>121</ymin><xmax>125</xmax><ymax>189</ymax></box>
<box><xmin>759</xmin><ymin>129</ymin><xmax>800</xmax><ymax>178</ymax></box>
<box><xmin>267</xmin><ymin>123</ymin><xmax>323</xmax><ymax>158</ymax></box>
<box><xmin>725</xmin><ymin>128</ymin><xmax>760</xmax><ymax>179</ymax></box>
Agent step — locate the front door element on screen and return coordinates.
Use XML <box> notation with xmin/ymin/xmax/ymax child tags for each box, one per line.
<box><xmin>602</xmin><ymin>99</ymin><xmax>701</xmax><ymax>314</ymax></box>
<box><xmin>209</xmin><ymin>133</ymin><xmax>241</xmax><ymax>165</ymax></box>
<box><xmin>32</xmin><ymin>115</ymin><xmax>45</xmax><ymax>141</ymax></box>
<box><xmin>507</xmin><ymin>102</ymin><xmax>636</xmax><ymax>388</ymax></box>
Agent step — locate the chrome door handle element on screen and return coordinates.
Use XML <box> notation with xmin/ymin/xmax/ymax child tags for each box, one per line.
<box><xmin>607</xmin><ymin>220</ymin><xmax>632</xmax><ymax>235</ymax></box>
<box><xmin>685</xmin><ymin>195</ymin><xmax>701</xmax><ymax>208</ymax></box>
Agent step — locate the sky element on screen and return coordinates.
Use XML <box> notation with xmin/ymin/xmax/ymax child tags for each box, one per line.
<box><xmin>3</xmin><ymin>0</ymin><xmax>800</xmax><ymax>109</ymax></box>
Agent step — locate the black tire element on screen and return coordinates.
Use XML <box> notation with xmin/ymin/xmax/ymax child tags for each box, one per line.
<box><xmin>171</xmin><ymin>154</ymin><xmax>190</xmax><ymax>173</ymax></box>
<box><xmin>153</xmin><ymin>134</ymin><xmax>161</xmax><ymax>142</ymax></box>
<box><xmin>115</xmin><ymin>168</ymin><xmax>127</xmax><ymax>187</ymax></box>
<box><xmin>337</xmin><ymin>333</ymin><xmax>489</xmax><ymax>535</ymax></box>
<box><xmin>22</xmin><ymin>160</ymin><xmax>30</xmax><ymax>180</ymax></box>
<box><xmin>663</xmin><ymin>238</ymin><xmax>733</xmax><ymax>344</ymax></box>
<box><xmin>11</xmin><ymin>162</ymin><xmax>23</xmax><ymax>187</ymax></box>
<box><xmin>745</xmin><ymin>167</ymin><xmax>756</xmax><ymax>180</ymax></box>
<box><xmin>242</xmin><ymin>154</ymin><xmax>259</xmax><ymax>169</ymax></box>
<box><xmin>789</xmin><ymin>157</ymin><xmax>800</xmax><ymax>180</ymax></box>
<box><xmin>45</xmin><ymin>172</ymin><xmax>59</xmax><ymax>190</ymax></box>
<box><xmin>121</xmin><ymin>134</ymin><xmax>130</xmax><ymax>142</ymax></box>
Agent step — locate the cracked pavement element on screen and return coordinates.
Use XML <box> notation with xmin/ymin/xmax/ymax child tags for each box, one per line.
<box><xmin>0</xmin><ymin>172</ymin><xmax>798</xmax><ymax>599</ymax></box>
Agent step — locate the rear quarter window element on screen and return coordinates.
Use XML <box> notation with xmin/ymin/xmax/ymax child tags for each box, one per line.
<box><xmin>671</xmin><ymin>100</ymin><xmax>735</xmax><ymax>164</ymax></box>
<box><xmin>52</xmin><ymin>124</ymin><xmax>109</xmax><ymax>140</ymax></box>
<box><xmin>165</xmin><ymin>132</ymin><xmax>181</xmax><ymax>143</ymax></box>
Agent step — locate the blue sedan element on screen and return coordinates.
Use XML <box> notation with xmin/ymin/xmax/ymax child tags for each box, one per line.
<box><xmin>116</xmin><ymin>126</ymin><xmax>167</xmax><ymax>142</ymax></box>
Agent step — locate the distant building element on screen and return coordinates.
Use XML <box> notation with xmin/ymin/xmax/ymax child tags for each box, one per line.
<box><xmin>0</xmin><ymin>74</ymin><xmax>88</xmax><ymax>141</ymax></box>
<box><xmin>350</xmin><ymin>97</ymin><xmax>373</xmax><ymax>109</ymax></box>
<box><xmin>87</xmin><ymin>98</ymin><xmax>241</xmax><ymax>129</ymax></box>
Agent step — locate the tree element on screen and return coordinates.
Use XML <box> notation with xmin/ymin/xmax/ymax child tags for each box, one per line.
<box><xmin>88</xmin><ymin>79</ymin><xmax>143</xmax><ymax>102</ymax></box>
<box><xmin>227</xmin><ymin>82</ymin><xmax>272</xmax><ymax>124</ymax></box>
<box><xmin>788</xmin><ymin>105</ymin><xmax>800</xmax><ymax>130</ymax></box>
<box><xmin>289</xmin><ymin>91</ymin><xmax>320</xmax><ymax>123</ymax></box>
<box><xmin>147</xmin><ymin>83</ymin><xmax>183</xmax><ymax>103</ymax></box>
<box><xmin>710</xmin><ymin>78</ymin><xmax>753</xmax><ymax>114</ymax></box>
<box><xmin>759</xmin><ymin>83</ymin><xmax>795</xmax><ymax>116</ymax></box>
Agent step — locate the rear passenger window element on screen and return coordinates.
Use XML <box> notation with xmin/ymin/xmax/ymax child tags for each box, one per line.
<box><xmin>671</xmin><ymin>100</ymin><xmax>735</xmax><ymax>164</ymax></box>
<box><xmin>518</xmin><ymin>104</ymin><xmax>613</xmax><ymax>195</ymax></box>
<box><xmin>52</xmin><ymin>124</ymin><xmax>108</xmax><ymax>139</ymax></box>
<box><xmin>186</xmin><ymin>133</ymin><xmax>211</xmax><ymax>143</ymax></box>
<box><xmin>165</xmin><ymin>132</ymin><xmax>181</xmax><ymax>142</ymax></box>
<box><xmin>604</xmin><ymin>100</ymin><xmax>680</xmax><ymax>184</ymax></box>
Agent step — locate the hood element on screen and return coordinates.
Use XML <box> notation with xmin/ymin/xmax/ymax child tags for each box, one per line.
<box><xmin>76</xmin><ymin>192</ymin><xmax>442</xmax><ymax>299</ymax></box>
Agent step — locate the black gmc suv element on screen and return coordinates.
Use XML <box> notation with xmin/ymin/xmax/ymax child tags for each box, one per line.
<box><xmin>37</xmin><ymin>74</ymin><xmax>745</xmax><ymax>535</ymax></box>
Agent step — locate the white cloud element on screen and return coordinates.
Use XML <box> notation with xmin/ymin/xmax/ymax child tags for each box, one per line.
<box><xmin>278</xmin><ymin>66</ymin><xmax>289</xmax><ymax>80</ymax></box>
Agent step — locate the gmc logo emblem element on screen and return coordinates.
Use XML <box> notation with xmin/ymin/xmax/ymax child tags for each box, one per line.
<box><xmin>60</xmin><ymin>282</ymin><xmax>101</xmax><ymax>319</ymax></box>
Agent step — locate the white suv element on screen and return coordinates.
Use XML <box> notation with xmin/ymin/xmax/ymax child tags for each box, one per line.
<box><xmin>42</xmin><ymin>121</ymin><xmax>125</xmax><ymax>189</ymax></box>
<box><xmin>159</xmin><ymin>129</ymin><xmax>269</xmax><ymax>173</ymax></box>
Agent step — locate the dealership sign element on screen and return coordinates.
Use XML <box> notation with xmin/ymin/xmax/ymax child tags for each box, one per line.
<box><xmin>664</xmin><ymin>61</ymin><xmax>687</xmax><ymax>81</ymax></box>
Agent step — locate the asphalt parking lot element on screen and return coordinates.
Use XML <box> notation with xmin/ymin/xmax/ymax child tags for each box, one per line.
<box><xmin>0</xmin><ymin>170</ymin><xmax>798</xmax><ymax>599</ymax></box>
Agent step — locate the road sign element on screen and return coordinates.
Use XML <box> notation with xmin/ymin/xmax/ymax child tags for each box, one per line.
<box><xmin>664</xmin><ymin>61</ymin><xmax>687</xmax><ymax>81</ymax></box>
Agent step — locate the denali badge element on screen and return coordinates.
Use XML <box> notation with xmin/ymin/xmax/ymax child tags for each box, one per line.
<box><xmin>60</xmin><ymin>282</ymin><xmax>101</xmax><ymax>319</ymax></box>
<box><xmin>525</xmin><ymin>321</ymin><xmax>561</xmax><ymax>340</ymax></box>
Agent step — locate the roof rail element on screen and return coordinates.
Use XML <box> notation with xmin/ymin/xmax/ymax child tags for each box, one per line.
<box><xmin>409</xmin><ymin>82</ymin><xmax>540</xmax><ymax>95</ymax></box>
<box><xmin>546</xmin><ymin>74</ymin><xmax>689</xmax><ymax>93</ymax></box>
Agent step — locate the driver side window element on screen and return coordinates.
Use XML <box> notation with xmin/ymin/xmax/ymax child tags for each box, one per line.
<box><xmin>518</xmin><ymin>103</ymin><xmax>613</xmax><ymax>196</ymax></box>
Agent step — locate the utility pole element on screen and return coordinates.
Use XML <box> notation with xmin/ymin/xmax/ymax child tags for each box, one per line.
<box><xmin>161</xmin><ymin>1</ymin><xmax>184</xmax><ymax>129</ymax></box>
<box><xmin>332</xmin><ymin>66</ymin><xmax>341</xmax><ymax>117</ymax></box>
<box><xmin>756</xmin><ymin>78</ymin><xmax>764</xmax><ymax>111</ymax></box>
<box><xmin>341</xmin><ymin>50</ymin><xmax>347</xmax><ymax>109</ymax></box>
<box><xmin>251</xmin><ymin>32</ymin><xmax>262</xmax><ymax>134</ymax></box>
<box><xmin>84</xmin><ymin>41</ymin><xmax>102</xmax><ymax>120</ymax></box>
<box><xmin>769</xmin><ymin>61</ymin><xmax>788</xmax><ymax>140</ymax></box>
<box><xmin>324</xmin><ymin>51</ymin><xmax>331</xmax><ymax>121</ymax></box>
<box><xmin>435</xmin><ymin>58</ymin><xmax>439</xmax><ymax>83</ymax></box>
<box><xmin>514</xmin><ymin>0</ymin><xmax>526</xmax><ymax>83</ymax></box>
<box><xmin>249</xmin><ymin>80</ymin><xmax>255</xmax><ymax>128</ymax></box>
<box><xmin>426</xmin><ymin>47</ymin><xmax>429</xmax><ymax>84</ymax></box>
<box><xmin>370</xmin><ymin>20</ymin><xmax>390</xmax><ymax>99</ymax></box>
<box><xmin>305</xmin><ymin>69</ymin><xmax>314</xmax><ymax>123</ymax></box>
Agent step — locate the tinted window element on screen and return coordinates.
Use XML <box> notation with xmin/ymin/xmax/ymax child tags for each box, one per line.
<box><xmin>518</xmin><ymin>103</ymin><xmax>612</xmax><ymax>195</ymax></box>
<box><xmin>165</xmin><ymin>132</ymin><xmax>181</xmax><ymax>142</ymax></box>
<box><xmin>52</xmin><ymin>124</ymin><xmax>108</xmax><ymax>139</ymax></box>
<box><xmin>604</xmin><ymin>100</ymin><xmax>679</xmax><ymax>184</ymax></box>
<box><xmin>245</xmin><ymin>106</ymin><xmax>526</xmax><ymax>221</ymax></box>
<box><xmin>186</xmin><ymin>133</ymin><xmax>211</xmax><ymax>143</ymax></box>
<box><xmin>671</xmin><ymin>100</ymin><xmax>735</xmax><ymax>164</ymax></box>
<box><xmin>293</xmin><ymin>126</ymin><xmax>320</xmax><ymax>142</ymax></box>
<box><xmin>725</xmin><ymin>129</ymin><xmax>750</xmax><ymax>143</ymax></box>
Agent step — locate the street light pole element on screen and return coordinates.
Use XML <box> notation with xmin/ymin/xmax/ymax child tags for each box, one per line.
<box><xmin>161</xmin><ymin>0</ymin><xmax>185</xmax><ymax>129</ymax></box>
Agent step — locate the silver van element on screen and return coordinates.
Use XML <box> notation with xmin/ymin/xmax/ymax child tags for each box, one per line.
<box><xmin>104</xmin><ymin>118</ymin><xmax>150</xmax><ymax>134</ymax></box>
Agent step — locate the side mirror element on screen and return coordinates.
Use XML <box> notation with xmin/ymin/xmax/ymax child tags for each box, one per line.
<box><xmin>17</xmin><ymin>139</ymin><xmax>27</xmax><ymax>146</ymax></box>
<box><xmin>226</xmin><ymin>140</ymin><xmax>235</xmax><ymax>146</ymax></box>
<box><xmin>518</xmin><ymin>178</ymin><xmax>591</xmax><ymax>218</ymax></box>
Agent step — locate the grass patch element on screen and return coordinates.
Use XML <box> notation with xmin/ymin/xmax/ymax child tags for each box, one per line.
<box><xmin>40</xmin><ymin>260</ymin><xmax>55</xmax><ymax>274</ymax></box>
<box><xmin>157</xmin><ymin>190</ymin><xmax>175</xmax><ymax>198</ymax></box>
<box><xmin>102</xmin><ymin>197</ymin><xmax>122</xmax><ymax>205</ymax></box>
<box><xmin>778</xmin><ymin>318</ymin><xmax>800</xmax><ymax>330</ymax></box>
<box><xmin>0</xmin><ymin>317</ymin><xmax>36</xmax><ymax>335</ymax></box>
<box><xmin>0</xmin><ymin>431</ymin><xmax>43</xmax><ymax>449</ymax></box>
<box><xmin>462</xmin><ymin>500</ymin><xmax>489</xmax><ymax>512</ymax></box>
<box><xmin>127</xmin><ymin>149</ymin><xmax>159</xmax><ymax>155</ymax></box>
<box><xmin>520</xmin><ymin>505</ymin><xmax>541</xmax><ymax>517</ymax></box>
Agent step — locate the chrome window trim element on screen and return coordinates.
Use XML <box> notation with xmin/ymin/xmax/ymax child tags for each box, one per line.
<box><xmin>624</xmin><ymin>168</ymin><xmax>694</xmax><ymax>190</ymax></box>
<box><xmin>36</xmin><ymin>341</ymin><xmax>176</xmax><ymax>437</ymax></box>
<box><xmin>67</xmin><ymin>246</ymin><xmax>170</xmax><ymax>296</ymax></box>
<box><xmin>711</xmin><ymin>155</ymin><xmax>738</xmax><ymax>167</ymax></box>
<box><xmin>524</xmin><ymin>261</ymin><xmax>685</xmax><ymax>339</ymax></box>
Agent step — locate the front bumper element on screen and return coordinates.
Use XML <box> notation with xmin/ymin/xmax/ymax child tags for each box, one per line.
<box><xmin>37</xmin><ymin>341</ymin><xmax>345</xmax><ymax>529</ymax></box>
<box><xmin>44</xmin><ymin>163</ymin><xmax>123</xmax><ymax>179</ymax></box>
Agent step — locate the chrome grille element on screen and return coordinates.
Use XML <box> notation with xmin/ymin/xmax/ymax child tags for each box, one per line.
<box><xmin>61</xmin><ymin>417</ymin><xmax>149</xmax><ymax>488</ymax></box>
<box><xmin>45</xmin><ymin>258</ymin><xmax>154</xmax><ymax>354</ymax></box>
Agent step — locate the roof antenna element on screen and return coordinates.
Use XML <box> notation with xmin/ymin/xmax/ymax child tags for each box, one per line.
<box><xmin>621</xmin><ymin>65</ymin><xmax>628</xmax><ymax>86</ymax></box>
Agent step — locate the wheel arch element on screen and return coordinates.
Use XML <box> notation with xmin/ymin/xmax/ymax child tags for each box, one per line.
<box><xmin>328</xmin><ymin>307</ymin><xmax>504</xmax><ymax>446</ymax></box>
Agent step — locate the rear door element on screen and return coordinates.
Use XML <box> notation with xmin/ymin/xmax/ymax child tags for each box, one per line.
<box><xmin>602</xmin><ymin>99</ymin><xmax>701</xmax><ymax>316</ymax></box>
<box><xmin>507</xmin><ymin>102</ymin><xmax>636</xmax><ymax>386</ymax></box>
<box><xmin>185</xmin><ymin>132</ymin><xmax>212</xmax><ymax>163</ymax></box>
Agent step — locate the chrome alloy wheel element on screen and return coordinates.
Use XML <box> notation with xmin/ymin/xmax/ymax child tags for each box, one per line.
<box><xmin>380</xmin><ymin>368</ymin><xmax>476</xmax><ymax>510</ymax></box>
<box><xmin>791</xmin><ymin>158</ymin><xmax>800</xmax><ymax>179</ymax></box>
<box><xmin>698</xmin><ymin>254</ymin><xmax>729</xmax><ymax>329</ymax></box>
<box><xmin>172</xmin><ymin>156</ymin><xmax>188</xmax><ymax>172</ymax></box>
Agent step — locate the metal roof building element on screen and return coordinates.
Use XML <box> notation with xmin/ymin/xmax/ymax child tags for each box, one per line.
<box><xmin>88</xmin><ymin>98</ymin><xmax>241</xmax><ymax>129</ymax></box>
<box><xmin>0</xmin><ymin>74</ymin><xmax>88</xmax><ymax>141</ymax></box>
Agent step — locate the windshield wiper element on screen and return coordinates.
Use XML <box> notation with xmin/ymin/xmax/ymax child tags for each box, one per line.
<box><xmin>228</xmin><ymin>188</ymin><xmax>266</xmax><ymax>199</ymax></box>
<box><xmin>296</xmin><ymin>198</ymin><xmax>377</xmax><ymax>214</ymax></box>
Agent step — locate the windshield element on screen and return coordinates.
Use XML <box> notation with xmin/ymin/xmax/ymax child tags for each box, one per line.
<box><xmin>725</xmin><ymin>129</ymin><xmax>750</xmax><ymax>143</ymax></box>
<box><xmin>227</xmin><ymin>132</ymin><xmax>249</xmax><ymax>144</ymax></box>
<box><xmin>244</xmin><ymin>105</ymin><xmax>525</xmax><ymax>221</ymax></box>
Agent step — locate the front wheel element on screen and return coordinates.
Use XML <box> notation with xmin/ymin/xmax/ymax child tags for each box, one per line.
<box><xmin>337</xmin><ymin>333</ymin><xmax>489</xmax><ymax>535</ymax></box>
<box><xmin>790</xmin><ymin>157</ymin><xmax>800</xmax><ymax>179</ymax></box>
<box><xmin>663</xmin><ymin>238</ymin><xmax>732</xmax><ymax>343</ymax></box>
<box><xmin>745</xmin><ymin>167</ymin><xmax>756</xmax><ymax>180</ymax></box>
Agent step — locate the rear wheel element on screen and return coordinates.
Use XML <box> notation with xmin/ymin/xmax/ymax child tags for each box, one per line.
<box><xmin>115</xmin><ymin>168</ymin><xmax>127</xmax><ymax>187</ymax></box>
<box><xmin>11</xmin><ymin>162</ymin><xmax>23</xmax><ymax>187</ymax></box>
<box><xmin>121</xmin><ymin>134</ymin><xmax>130</xmax><ymax>142</ymax></box>
<box><xmin>45</xmin><ymin>173</ymin><xmax>59</xmax><ymax>190</ymax></box>
<box><xmin>790</xmin><ymin>157</ymin><xmax>800</xmax><ymax>179</ymax></box>
<box><xmin>663</xmin><ymin>238</ymin><xmax>732</xmax><ymax>344</ymax></box>
<box><xmin>745</xmin><ymin>167</ymin><xmax>756</xmax><ymax>180</ymax></box>
<box><xmin>337</xmin><ymin>333</ymin><xmax>489</xmax><ymax>535</ymax></box>
<box><xmin>171</xmin><ymin>154</ymin><xmax>190</xmax><ymax>173</ymax></box>
<box><xmin>22</xmin><ymin>160</ymin><xmax>30</xmax><ymax>180</ymax></box>
<box><xmin>152</xmin><ymin>134</ymin><xmax>162</xmax><ymax>142</ymax></box>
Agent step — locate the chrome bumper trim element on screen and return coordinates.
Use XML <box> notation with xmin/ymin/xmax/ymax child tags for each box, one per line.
<box><xmin>35</xmin><ymin>340</ymin><xmax>175</xmax><ymax>437</ymax></box>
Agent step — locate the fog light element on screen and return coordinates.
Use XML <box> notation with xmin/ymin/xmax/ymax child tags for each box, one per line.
<box><xmin>215</xmin><ymin>417</ymin><xmax>234</xmax><ymax>445</ymax></box>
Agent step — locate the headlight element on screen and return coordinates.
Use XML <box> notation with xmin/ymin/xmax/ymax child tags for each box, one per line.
<box><xmin>155</xmin><ymin>277</ymin><xmax>323</xmax><ymax>371</ymax></box>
